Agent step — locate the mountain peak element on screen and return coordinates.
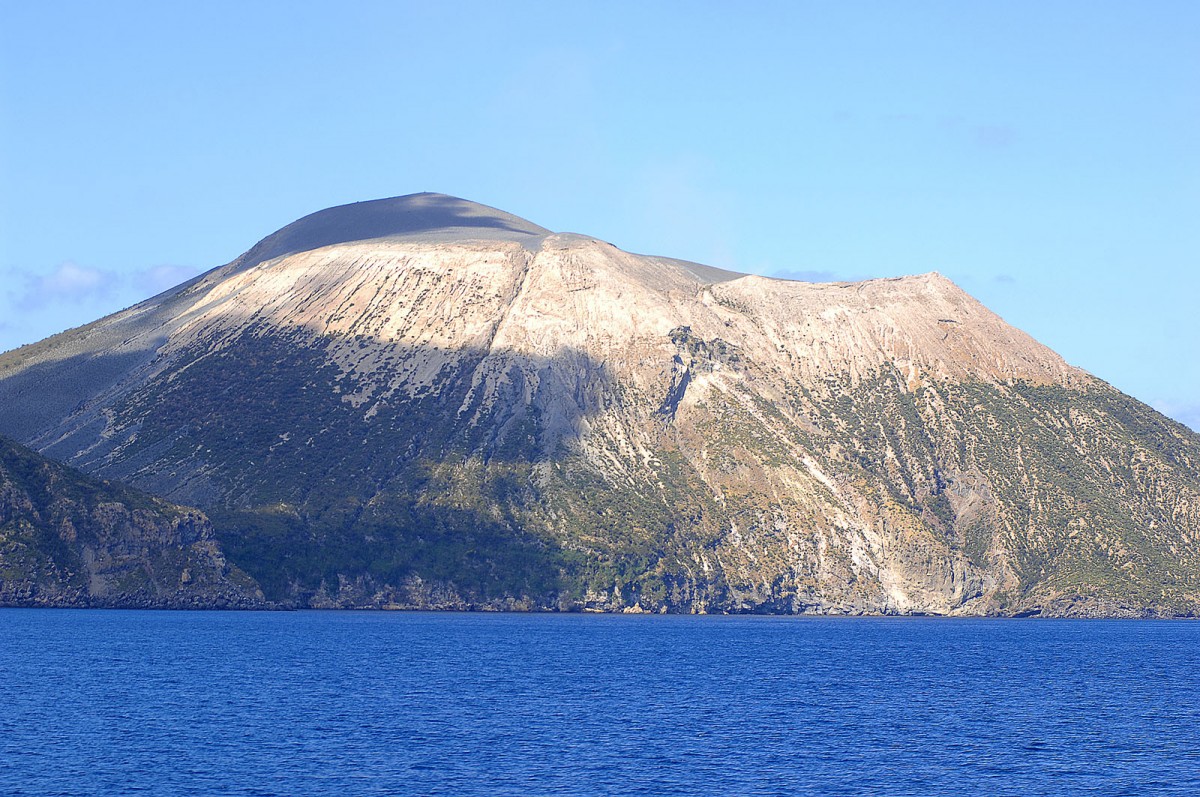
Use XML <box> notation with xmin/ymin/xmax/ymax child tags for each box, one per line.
<box><xmin>3</xmin><ymin>193</ymin><xmax>1199</xmax><ymax>617</ymax></box>
<box><xmin>232</xmin><ymin>193</ymin><xmax>552</xmax><ymax>271</ymax></box>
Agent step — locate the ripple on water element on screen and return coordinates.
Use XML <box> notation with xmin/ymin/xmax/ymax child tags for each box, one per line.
<box><xmin>1</xmin><ymin>611</ymin><xmax>1198</xmax><ymax>796</ymax></box>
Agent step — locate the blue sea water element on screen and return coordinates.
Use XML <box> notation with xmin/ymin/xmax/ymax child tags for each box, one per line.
<box><xmin>1</xmin><ymin>611</ymin><xmax>1198</xmax><ymax>796</ymax></box>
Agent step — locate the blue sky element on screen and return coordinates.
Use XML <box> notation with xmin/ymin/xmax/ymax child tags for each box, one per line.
<box><xmin>1</xmin><ymin>1</ymin><xmax>1197</xmax><ymax>429</ymax></box>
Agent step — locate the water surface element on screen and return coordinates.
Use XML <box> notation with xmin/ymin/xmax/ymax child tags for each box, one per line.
<box><xmin>2</xmin><ymin>610</ymin><xmax>1197</xmax><ymax>795</ymax></box>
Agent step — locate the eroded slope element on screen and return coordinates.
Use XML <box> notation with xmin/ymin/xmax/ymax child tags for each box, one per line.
<box><xmin>1</xmin><ymin>193</ymin><xmax>1197</xmax><ymax>615</ymax></box>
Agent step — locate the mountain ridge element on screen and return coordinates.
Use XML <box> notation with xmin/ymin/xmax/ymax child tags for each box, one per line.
<box><xmin>0</xmin><ymin>193</ymin><xmax>1196</xmax><ymax>615</ymax></box>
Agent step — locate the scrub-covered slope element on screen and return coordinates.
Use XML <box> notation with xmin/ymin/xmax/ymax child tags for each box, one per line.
<box><xmin>1</xmin><ymin>193</ymin><xmax>1197</xmax><ymax>615</ymax></box>
<box><xmin>0</xmin><ymin>437</ymin><xmax>263</xmax><ymax>607</ymax></box>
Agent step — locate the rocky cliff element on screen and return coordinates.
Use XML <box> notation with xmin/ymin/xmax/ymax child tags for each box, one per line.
<box><xmin>0</xmin><ymin>436</ymin><xmax>264</xmax><ymax>608</ymax></box>
<box><xmin>1</xmin><ymin>193</ymin><xmax>1197</xmax><ymax>615</ymax></box>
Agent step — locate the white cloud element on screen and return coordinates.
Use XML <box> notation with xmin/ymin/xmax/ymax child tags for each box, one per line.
<box><xmin>7</xmin><ymin>261</ymin><xmax>201</xmax><ymax>310</ymax></box>
<box><xmin>17</xmin><ymin>261</ymin><xmax>119</xmax><ymax>306</ymax></box>
<box><xmin>1</xmin><ymin>261</ymin><xmax>205</xmax><ymax>353</ymax></box>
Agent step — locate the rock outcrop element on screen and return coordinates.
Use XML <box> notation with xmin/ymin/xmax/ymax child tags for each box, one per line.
<box><xmin>0</xmin><ymin>436</ymin><xmax>264</xmax><ymax>608</ymax></box>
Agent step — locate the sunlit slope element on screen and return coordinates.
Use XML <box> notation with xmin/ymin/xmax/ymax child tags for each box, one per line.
<box><xmin>1</xmin><ymin>193</ymin><xmax>1197</xmax><ymax>615</ymax></box>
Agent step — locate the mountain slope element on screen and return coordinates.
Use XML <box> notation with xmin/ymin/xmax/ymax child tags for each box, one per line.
<box><xmin>0</xmin><ymin>437</ymin><xmax>264</xmax><ymax>608</ymax></box>
<box><xmin>1</xmin><ymin>193</ymin><xmax>1197</xmax><ymax>615</ymax></box>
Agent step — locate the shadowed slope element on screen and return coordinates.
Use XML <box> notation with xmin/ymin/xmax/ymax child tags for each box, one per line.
<box><xmin>0</xmin><ymin>436</ymin><xmax>264</xmax><ymax>607</ymax></box>
<box><xmin>0</xmin><ymin>194</ymin><xmax>1198</xmax><ymax>615</ymax></box>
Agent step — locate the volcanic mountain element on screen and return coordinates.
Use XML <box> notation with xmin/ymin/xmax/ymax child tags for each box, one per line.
<box><xmin>1</xmin><ymin>193</ymin><xmax>1198</xmax><ymax>614</ymax></box>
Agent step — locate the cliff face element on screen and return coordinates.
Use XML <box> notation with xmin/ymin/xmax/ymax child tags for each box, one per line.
<box><xmin>0</xmin><ymin>437</ymin><xmax>264</xmax><ymax>608</ymax></box>
<box><xmin>0</xmin><ymin>193</ymin><xmax>1197</xmax><ymax>615</ymax></box>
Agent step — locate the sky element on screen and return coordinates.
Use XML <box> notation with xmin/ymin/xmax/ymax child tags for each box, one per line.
<box><xmin>1</xmin><ymin>1</ymin><xmax>1197</xmax><ymax>429</ymax></box>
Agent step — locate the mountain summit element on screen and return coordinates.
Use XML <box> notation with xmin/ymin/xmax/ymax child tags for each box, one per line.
<box><xmin>231</xmin><ymin>193</ymin><xmax>552</xmax><ymax>272</ymax></box>
<box><xmin>1</xmin><ymin>194</ymin><xmax>1198</xmax><ymax>615</ymax></box>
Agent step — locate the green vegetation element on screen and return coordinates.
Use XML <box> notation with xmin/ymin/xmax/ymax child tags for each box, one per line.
<box><xmin>26</xmin><ymin>322</ymin><xmax>1200</xmax><ymax>615</ymax></box>
<box><xmin>0</xmin><ymin>436</ymin><xmax>261</xmax><ymax>607</ymax></box>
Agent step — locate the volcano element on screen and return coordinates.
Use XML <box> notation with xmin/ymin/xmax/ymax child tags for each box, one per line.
<box><xmin>2</xmin><ymin>193</ymin><xmax>1197</xmax><ymax>615</ymax></box>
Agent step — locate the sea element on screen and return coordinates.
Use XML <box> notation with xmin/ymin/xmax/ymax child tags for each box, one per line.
<box><xmin>1</xmin><ymin>610</ymin><xmax>1197</xmax><ymax>796</ymax></box>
